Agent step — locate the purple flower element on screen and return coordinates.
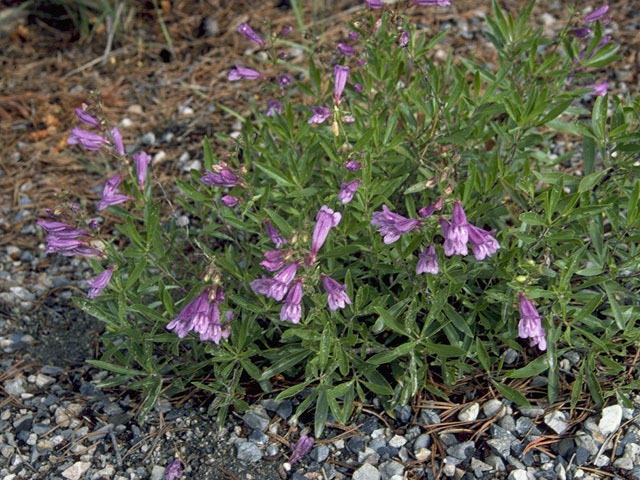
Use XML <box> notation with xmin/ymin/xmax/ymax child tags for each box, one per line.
<box><xmin>357</xmin><ymin>58</ymin><xmax>367</xmax><ymax>67</ymax></box>
<box><xmin>237</xmin><ymin>22</ymin><xmax>265</xmax><ymax>47</ymax></box>
<box><xmin>265</xmin><ymin>219</ymin><xmax>287</xmax><ymax>247</ymax></box>
<box><xmin>290</xmin><ymin>435</ymin><xmax>314</xmax><ymax>465</ymax></box>
<box><xmin>345</xmin><ymin>160</ymin><xmax>362</xmax><ymax>171</ymax></box>
<box><xmin>311</xmin><ymin>205</ymin><xmax>341</xmax><ymax>255</ymax></box>
<box><xmin>308</xmin><ymin>106</ymin><xmax>331</xmax><ymax>125</ymax></box>
<box><xmin>164</xmin><ymin>459</ymin><xmax>182</xmax><ymax>480</ymax></box>
<box><xmin>87</xmin><ymin>265</ymin><xmax>115</xmax><ymax>299</ymax></box>
<box><xmin>97</xmin><ymin>174</ymin><xmax>133</xmax><ymax>211</ymax></box>
<box><xmin>228</xmin><ymin>65</ymin><xmax>263</xmax><ymax>81</ymax></box>
<box><xmin>321</xmin><ymin>275</ymin><xmax>352</xmax><ymax>311</ymax></box>
<box><xmin>110</xmin><ymin>127</ymin><xmax>125</xmax><ymax>156</ymax></box>
<box><xmin>37</xmin><ymin>220</ymin><xmax>76</xmax><ymax>232</ymax></box>
<box><xmin>418</xmin><ymin>205</ymin><xmax>435</xmax><ymax>219</ymax></box>
<box><xmin>266</xmin><ymin>100</ymin><xmax>283</xmax><ymax>116</ymax></box>
<box><xmin>167</xmin><ymin>288</ymin><xmax>230</xmax><ymax>344</ymax></box>
<box><xmin>570</xmin><ymin>27</ymin><xmax>591</xmax><ymax>38</ymax></box>
<box><xmin>412</xmin><ymin>0</ymin><xmax>451</xmax><ymax>5</ymax></box>
<box><xmin>267</xmin><ymin>263</ymin><xmax>298</xmax><ymax>301</ymax></box>
<box><xmin>338</xmin><ymin>179</ymin><xmax>361</xmax><ymax>204</ymax></box>
<box><xmin>38</xmin><ymin>217</ymin><xmax>103</xmax><ymax>258</ymax></box>
<box><xmin>467</xmin><ymin>225</ymin><xmax>500</xmax><ymax>261</ymax></box>
<box><xmin>221</xmin><ymin>195</ymin><xmax>239</xmax><ymax>207</ymax></box>
<box><xmin>250</xmin><ymin>276</ymin><xmax>275</xmax><ymax>296</ymax></box>
<box><xmin>518</xmin><ymin>294</ymin><xmax>546</xmax><ymax>351</ymax></box>
<box><xmin>354</xmin><ymin>83</ymin><xmax>363</xmax><ymax>93</ymax></box>
<box><xmin>582</xmin><ymin>5</ymin><xmax>609</xmax><ymax>23</ymax></box>
<box><xmin>365</xmin><ymin>0</ymin><xmax>384</xmax><ymax>8</ymax></box>
<box><xmin>371</xmin><ymin>205</ymin><xmax>421</xmax><ymax>244</ymax></box>
<box><xmin>260</xmin><ymin>250</ymin><xmax>288</xmax><ymax>272</ymax></box>
<box><xmin>338</xmin><ymin>42</ymin><xmax>355</xmax><ymax>56</ymax></box>
<box><xmin>280</xmin><ymin>279</ymin><xmax>303</xmax><ymax>323</ymax></box>
<box><xmin>587</xmin><ymin>81</ymin><xmax>608</xmax><ymax>96</ymax></box>
<box><xmin>67</xmin><ymin>126</ymin><xmax>109</xmax><ymax>151</ymax></box>
<box><xmin>134</xmin><ymin>151</ymin><xmax>152</xmax><ymax>190</ymax></box>
<box><xmin>75</xmin><ymin>108</ymin><xmax>99</xmax><ymax>127</ymax></box>
<box><xmin>416</xmin><ymin>245</ymin><xmax>439</xmax><ymax>274</ymax></box>
<box><xmin>439</xmin><ymin>201</ymin><xmax>469</xmax><ymax>256</ymax></box>
<box><xmin>399</xmin><ymin>30</ymin><xmax>410</xmax><ymax>47</ymax></box>
<box><xmin>278</xmin><ymin>75</ymin><xmax>291</xmax><ymax>89</ymax></box>
<box><xmin>349</xmin><ymin>31</ymin><xmax>360</xmax><ymax>41</ymax></box>
<box><xmin>201</xmin><ymin>168</ymin><xmax>239</xmax><ymax>187</ymax></box>
<box><xmin>334</xmin><ymin>65</ymin><xmax>350</xmax><ymax>105</ymax></box>
<box><xmin>279</xmin><ymin>25</ymin><xmax>292</xmax><ymax>37</ymax></box>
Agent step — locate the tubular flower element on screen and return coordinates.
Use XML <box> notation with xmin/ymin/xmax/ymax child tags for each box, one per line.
<box><xmin>338</xmin><ymin>43</ymin><xmax>355</xmax><ymax>56</ymax></box>
<box><xmin>237</xmin><ymin>22</ymin><xmax>265</xmax><ymax>47</ymax></box>
<box><xmin>308</xmin><ymin>106</ymin><xmax>331</xmax><ymax>124</ymax></box>
<box><xmin>75</xmin><ymin>108</ymin><xmax>99</xmax><ymax>127</ymax></box>
<box><xmin>353</xmin><ymin>83</ymin><xmax>363</xmax><ymax>93</ymax></box>
<box><xmin>587</xmin><ymin>81</ymin><xmax>608</xmax><ymax>96</ymax></box>
<box><xmin>311</xmin><ymin>205</ymin><xmax>342</xmax><ymax>256</ymax></box>
<box><xmin>416</xmin><ymin>245</ymin><xmax>439</xmax><ymax>275</ymax></box>
<box><xmin>278</xmin><ymin>75</ymin><xmax>291</xmax><ymax>89</ymax></box>
<box><xmin>290</xmin><ymin>436</ymin><xmax>314</xmax><ymax>465</ymax></box>
<box><xmin>334</xmin><ymin>65</ymin><xmax>350</xmax><ymax>105</ymax></box>
<box><xmin>133</xmin><ymin>151</ymin><xmax>152</xmax><ymax>190</ymax></box>
<box><xmin>338</xmin><ymin>179</ymin><xmax>361</xmax><ymax>204</ymax></box>
<box><xmin>399</xmin><ymin>30</ymin><xmax>410</xmax><ymax>47</ymax></box>
<box><xmin>221</xmin><ymin>195</ymin><xmax>239</xmax><ymax>207</ymax></box>
<box><xmin>468</xmin><ymin>225</ymin><xmax>500</xmax><ymax>261</ymax></box>
<box><xmin>67</xmin><ymin>126</ymin><xmax>109</xmax><ymax>151</ymax></box>
<box><xmin>266</xmin><ymin>262</ymin><xmax>298</xmax><ymax>301</ymax></box>
<box><xmin>582</xmin><ymin>5</ymin><xmax>609</xmax><ymax>22</ymax></box>
<box><xmin>518</xmin><ymin>294</ymin><xmax>546</xmax><ymax>351</ymax></box>
<box><xmin>266</xmin><ymin>100</ymin><xmax>283</xmax><ymax>116</ymax></box>
<box><xmin>97</xmin><ymin>174</ymin><xmax>133</xmax><ymax>211</ymax></box>
<box><xmin>110</xmin><ymin>127</ymin><xmax>125</xmax><ymax>156</ymax></box>
<box><xmin>265</xmin><ymin>219</ymin><xmax>287</xmax><ymax>247</ymax></box>
<box><xmin>321</xmin><ymin>275</ymin><xmax>352</xmax><ymax>311</ymax></box>
<box><xmin>439</xmin><ymin>201</ymin><xmax>469</xmax><ymax>256</ymax></box>
<box><xmin>365</xmin><ymin>0</ymin><xmax>384</xmax><ymax>8</ymax></box>
<box><xmin>87</xmin><ymin>265</ymin><xmax>115</xmax><ymax>299</ymax></box>
<box><xmin>260</xmin><ymin>250</ymin><xmax>288</xmax><ymax>272</ymax></box>
<box><xmin>570</xmin><ymin>27</ymin><xmax>591</xmax><ymax>38</ymax></box>
<box><xmin>201</xmin><ymin>168</ymin><xmax>239</xmax><ymax>187</ymax></box>
<box><xmin>38</xmin><ymin>220</ymin><xmax>103</xmax><ymax>258</ymax></box>
<box><xmin>371</xmin><ymin>205</ymin><xmax>421</xmax><ymax>244</ymax></box>
<box><xmin>345</xmin><ymin>160</ymin><xmax>362</xmax><ymax>171</ymax></box>
<box><xmin>164</xmin><ymin>459</ymin><xmax>182</xmax><ymax>480</ymax></box>
<box><xmin>280</xmin><ymin>280</ymin><xmax>303</xmax><ymax>323</ymax></box>
<box><xmin>349</xmin><ymin>31</ymin><xmax>360</xmax><ymax>41</ymax></box>
<box><xmin>228</xmin><ymin>65</ymin><xmax>263</xmax><ymax>81</ymax></box>
<box><xmin>167</xmin><ymin>287</ymin><xmax>231</xmax><ymax>344</ymax></box>
<box><xmin>412</xmin><ymin>0</ymin><xmax>451</xmax><ymax>5</ymax></box>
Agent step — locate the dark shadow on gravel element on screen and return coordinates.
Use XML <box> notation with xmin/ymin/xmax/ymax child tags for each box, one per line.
<box><xmin>23</xmin><ymin>296</ymin><xmax>103</xmax><ymax>367</ymax></box>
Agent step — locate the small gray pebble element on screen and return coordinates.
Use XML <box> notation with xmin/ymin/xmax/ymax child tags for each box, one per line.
<box><xmin>310</xmin><ymin>445</ymin><xmax>329</xmax><ymax>463</ymax></box>
<box><xmin>236</xmin><ymin>442</ymin><xmax>262</xmax><ymax>462</ymax></box>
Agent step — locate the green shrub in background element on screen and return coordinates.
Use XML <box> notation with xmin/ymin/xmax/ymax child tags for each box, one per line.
<box><xmin>39</xmin><ymin>1</ymin><xmax>640</xmax><ymax>436</ymax></box>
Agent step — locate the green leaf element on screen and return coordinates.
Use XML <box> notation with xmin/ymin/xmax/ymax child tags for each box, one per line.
<box><xmin>260</xmin><ymin>349</ymin><xmax>310</xmax><ymax>381</ymax></box>
<box><xmin>87</xmin><ymin>360</ymin><xmax>143</xmax><ymax>376</ymax></box>
<box><xmin>491</xmin><ymin>380</ymin><xmax>531</xmax><ymax>407</ymax></box>
<box><xmin>578</xmin><ymin>169</ymin><xmax>610</xmax><ymax>193</ymax></box>
<box><xmin>603</xmin><ymin>282</ymin><xmax>625</xmax><ymax>330</ymax></box>
<box><xmin>125</xmin><ymin>257</ymin><xmax>147</xmax><ymax>291</ymax></box>
<box><xmin>504</xmin><ymin>355</ymin><xmax>549</xmax><ymax>378</ymax></box>
<box><xmin>582</xmin><ymin>136</ymin><xmax>596</xmax><ymax>175</ymax></box>
<box><xmin>368</xmin><ymin>342</ymin><xmax>417</xmax><ymax>365</ymax></box>
<box><xmin>475</xmin><ymin>338</ymin><xmax>491</xmax><ymax>373</ymax></box>
<box><xmin>254</xmin><ymin>162</ymin><xmax>296</xmax><ymax>187</ymax></box>
<box><xmin>314</xmin><ymin>390</ymin><xmax>329</xmax><ymax>438</ymax></box>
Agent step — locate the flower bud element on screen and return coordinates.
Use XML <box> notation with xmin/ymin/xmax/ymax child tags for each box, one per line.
<box><xmin>516</xmin><ymin>275</ymin><xmax>527</xmax><ymax>283</ymax></box>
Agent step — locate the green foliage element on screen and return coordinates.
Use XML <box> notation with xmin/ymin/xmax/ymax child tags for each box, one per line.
<box><xmin>68</xmin><ymin>2</ymin><xmax>639</xmax><ymax>433</ymax></box>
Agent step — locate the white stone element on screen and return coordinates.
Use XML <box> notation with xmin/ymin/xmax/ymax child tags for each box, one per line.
<box><xmin>598</xmin><ymin>405</ymin><xmax>622</xmax><ymax>436</ymax></box>
<box><xmin>482</xmin><ymin>399</ymin><xmax>504</xmax><ymax>418</ymax></box>
<box><xmin>443</xmin><ymin>462</ymin><xmax>456</xmax><ymax>477</ymax></box>
<box><xmin>612</xmin><ymin>456</ymin><xmax>634</xmax><ymax>470</ymax></box>
<box><xmin>388</xmin><ymin>435</ymin><xmax>407</xmax><ymax>448</ymax></box>
<box><xmin>150</xmin><ymin>465</ymin><xmax>165</xmax><ymax>480</ymax></box>
<box><xmin>508</xmin><ymin>469</ymin><xmax>528</xmax><ymax>480</ymax></box>
<box><xmin>593</xmin><ymin>454</ymin><xmax>609</xmax><ymax>467</ymax></box>
<box><xmin>544</xmin><ymin>411</ymin><xmax>568</xmax><ymax>435</ymax></box>
<box><xmin>61</xmin><ymin>461</ymin><xmax>91</xmax><ymax>480</ymax></box>
<box><xmin>458</xmin><ymin>402</ymin><xmax>480</xmax><ymax>422</ymax></box>
<box><xmin>352</xmin><ymin>463</ymin><xmax>380</xmax><ymax>480</ymax></box>
<box><xmin>152</xmin><ymin>150</ymin><xmax>166</xmax><ymax>164</ymax></box>
<box><xmin>415</xmin><ymin>448</ymin><xmax>431</xmax><ymax>462</ymax></box>
<box><xmin>35</xmin><ymin>374</ymin><xmax>55</xmax><ymax>389</ymax></box>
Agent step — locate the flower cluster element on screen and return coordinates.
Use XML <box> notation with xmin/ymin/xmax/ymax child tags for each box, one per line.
<box><xmin>37</xmin><ymin>219</ymin><xmax>102</xmax><ymax>258</ymax></box>
<box><xmin>167</xmin><ymin>287</ymin><xmax>232</xmax><ymax>344</ymax></box>
<box><xmin>518</xmin><ymin>294</ymin><xmax>546</xmax><ymax>351</ymax></box>
<box><xmin>251</xmin><ymin>206</ymin><xmax>350</xmax><ymax>323</ymax></box>
<box><xmin>440</xmin><ymin>201</ymin><xmax>500</xmax><ymax>260</ymax></box>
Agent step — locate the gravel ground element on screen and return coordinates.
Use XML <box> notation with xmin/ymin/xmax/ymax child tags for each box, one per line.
<box><xmin>2</xmin><ymin>1</ymin><xmax>640</xmax><ymax>479</ymax></box>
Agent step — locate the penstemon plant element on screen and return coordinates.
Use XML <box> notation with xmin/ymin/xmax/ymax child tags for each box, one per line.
<box><xmin>40</xmin><ymin>0</ymin><xmax>640</xmax><ymax>435</ymax></box>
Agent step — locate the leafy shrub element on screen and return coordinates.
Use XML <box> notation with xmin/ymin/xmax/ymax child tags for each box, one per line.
<box><xmin>40</xmin><ymin>1</ymin><xmax>640</xmax><ymax>435</ymax></box>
